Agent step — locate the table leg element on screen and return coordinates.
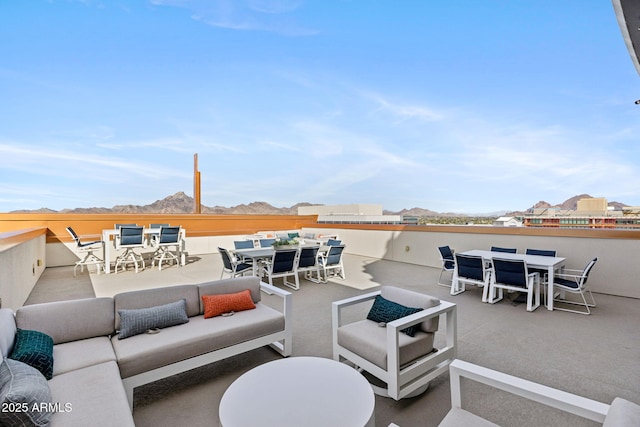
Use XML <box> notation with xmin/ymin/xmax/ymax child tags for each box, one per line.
<box><xmin>546</xmin><ymin>265</ymin><xmax>554</xmax><ymax>310</ymax></box>
<box><xmin>451</xmin><ymin>270</ymin><xmax>458</xmax><ymax>294</ymax></box>
<box><xmin>103</xmin><ymin>231</ymin><xmax>111</xmax><ymax>274</ymax></box>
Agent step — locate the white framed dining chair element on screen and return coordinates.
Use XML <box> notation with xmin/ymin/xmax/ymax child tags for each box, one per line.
<box><xmin>151</xmin><ymin>226</ymin><xmax>182</xmax><ymax>271</ymax></box>
<box><xmin>65</xmin><ymin>226</ymin><xmax>104</xmax><ymax>276</ymax></box>
<box><xmin>317</xmin><ymin>245</ymin><xmax>346</xmax><ymax>283</ymax></box>
<box><xmin>552</xmin><ymin>257</ymin><xmax>598</xmax><ymax>315</ymax></box>
<box><xmin>218</xmin><ymin>247</ymin><xmax>253</xmax><ymax>279</ymax></box>
<box><xmin>488</xmin><ymin>257</ymin><xmax>540</xmax><ymax>312</ymax></box>
<box><xmin>452</xmin><ymin>253</ymin><xmax>492</xmax><ymax>302</ymax></box>
<box><xmin>114</xmin><ymin>226</ymin><xmax>146</xmax><ymax>273</ymax></box>
<box><xmin>261</xmin><ymin>249</ymin><xmax>299</xmax><ymax>290</ymax></box>
<box><xmin>437</xmin><ymin>246</ymin><xmax>456</xmax><ymax>287</ymax></box>
<box><xmin>295</xmin><ymin>246</ymin><xmax>320</xmax><ymax>283</ymax></box>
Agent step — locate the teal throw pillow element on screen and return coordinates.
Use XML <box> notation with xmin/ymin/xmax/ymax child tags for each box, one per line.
<box><xmin>0</xmin><ymin>359</ymin><xmax>52</xmax><ymax>427</ymax></box>
<box><xmin>9</xmin><ymin>329</ymin><xmax>54</xmax><ymax>380</ymax></box>
<box><xmin>366</xmin><ymin>295</ymin><xmax>423</xmax><ymax>337</ymax></box>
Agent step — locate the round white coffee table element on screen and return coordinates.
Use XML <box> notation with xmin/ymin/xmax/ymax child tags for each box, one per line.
<box><xmin>219</xmin><ymin>357</ymin><xmax>375</xmax><ymax>427</ymax></box>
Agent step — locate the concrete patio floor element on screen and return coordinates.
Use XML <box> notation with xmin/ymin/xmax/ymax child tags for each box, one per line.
<box><xmin>27</xmin><ymin>253</ymin><xmax>640</xmax><ymax>427</ymax></box>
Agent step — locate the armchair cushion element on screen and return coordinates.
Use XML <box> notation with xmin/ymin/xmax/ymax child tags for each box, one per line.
<box><xmin>337</xmin><ymin>320</ymin><xmax>435</xmax><ymax>369</ymax></box>
<box><xmin>380</xmin><ymin>286</ymin><xmax>441</xmax><ymax>333</ymax></box>
<box><xmin>603</xmin><ymin>397</ymin><xmax>640</xmax><ymax>427</ymax></box>
<box><xmin>367</xmin><ymin>295</ymin><xmax>423</xmax><ymax>336</ymax></box>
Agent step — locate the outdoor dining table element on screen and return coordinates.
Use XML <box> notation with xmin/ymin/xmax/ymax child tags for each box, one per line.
<box><xmin>233</xmin><ymin>248</ymin><xmax>276</xmax><ymax>276</ymax></box>
<box><xmin>234</xmin><ymin>243</ymin><xmax>323</xmax><ymax>277</ymax></box>
<box><xmin>455</xmin><ymin>249</ymin><xmax>566</xmax><ymax>311</ymax></box>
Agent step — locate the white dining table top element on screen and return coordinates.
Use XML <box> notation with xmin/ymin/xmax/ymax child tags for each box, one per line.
<box><xmin>459</xmin><ymin>249</ymin><xmax>565</xmax><ymax>268</ymax></box>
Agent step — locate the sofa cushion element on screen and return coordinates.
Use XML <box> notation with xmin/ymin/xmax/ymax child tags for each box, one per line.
<box><xmin>381</xmin><ymin>286</ymin><xmax>440</xmax><ymax>333</ymax></box>
<box><xmin>47</xmin><ymin>361</ymin><xmax>134</xmax><ymax>427</ymax></box>
<box><xmin>113</xmin><ymin>304</ymin><xmax>285</xmax><ymax>378</ymax></box>
<box><xmin>15</xmin><ymin>298</ymin><xmax>115</xmax><ymax>345</ymax></box>
<box><xmin>0</xmin><ymin>358</ymin><xmax>52</xmax><ymax>427</ymax></box>
<box><xmin>0</xmin><ymin>309</ymin><xmax>16</xmax><ymax>359</ymax></box>
<box><xmin>603</xmin><ymin>397</ymin><xmax>640</xmax><ymax>427</ymax></box>
<box><xmin>52</xmin><ymin>337</ymin><xmax>116</xmax><ymax>376</ymax></box>
<box><xmin>118</xmin><ymin>299</ymin><xmax>189</xmax><ymax>339</ymax></box>
<box><xmin>9</xmin><ymin>329</ymin><xmax>54</xmax><ymax>380</ymax></box>
<box><xmin>202</xmin><ymin>290</ymin><xmax>256</xmax><ymax>318</ymax></box>
<box><xmin>337</xmin><ymin>319</ymin><xmax>435</xmax><ymax>370</ymax></box>
<box><xmin>114</xmin><ymin>285</ymin><xmax>200</xmax><ymax>330</ymax></box>
<box><xmin>366</xmin><ymin>295</ymin><xmax>423</xmax><ymax>337</ymax></box>
<box><xmin>198</xmin><ymin>276</ymin><xmax>262</xmax><ymax>307</ymax></box>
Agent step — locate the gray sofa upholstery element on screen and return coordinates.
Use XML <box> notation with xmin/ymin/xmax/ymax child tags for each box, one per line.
<box><xmin>0</xmin><ymin>276</ymin><xmax>292</xmax><ymax>426</ymax></box>
<box><xmin>2</xmin><ymin>298</ymin><xmax>133</xmax><ymax>427</ymax></box>
<box><xmin>114</xmin><ymin>277</ymin><xmax>292</xmax><ymax>406</ymax></box>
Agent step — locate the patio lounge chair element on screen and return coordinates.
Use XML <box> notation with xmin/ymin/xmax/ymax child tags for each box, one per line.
<box><xmin>332</xmin><ymin>286</ymin><xmax>457</xmax><ymax>400</ymax></box>
<box><xmin>389</xmin><ymin>358</ymin><xmax>640</xmax><ymax>426</ymax></box>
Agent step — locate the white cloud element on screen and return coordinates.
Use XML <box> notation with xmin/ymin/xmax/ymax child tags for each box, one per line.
<box><xmin>361</xmin><ymin>91</ymin><xmax>445</xmax><ymax>122</ymax></box>
<box><xmin>150</xmin><ymin>0</ymin><xmax>317</xmax><ymax>35</ymax></box>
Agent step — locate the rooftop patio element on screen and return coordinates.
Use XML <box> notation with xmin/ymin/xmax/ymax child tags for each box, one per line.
<box><xmin>27</xmin><ymin>251</ymin><xmax>640</xmax><ymax>427</ymax></box>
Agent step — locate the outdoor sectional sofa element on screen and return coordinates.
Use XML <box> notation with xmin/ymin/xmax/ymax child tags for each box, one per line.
<box><xmin>0</xmin><ymin>276</ymin><xmax>292</xmax><ymax>426</ymax></box>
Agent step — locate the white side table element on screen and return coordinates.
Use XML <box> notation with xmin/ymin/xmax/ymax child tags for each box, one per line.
<box><xmin>219</xmin><ymin>357</ymin><xmax>375</xmax><ymax>427</ymax></box>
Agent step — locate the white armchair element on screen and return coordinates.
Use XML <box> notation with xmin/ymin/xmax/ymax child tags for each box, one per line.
<box><xmin>389</xmin><ymin>359</ymin><xmax>640</xmax><ymax>426</ymax></box>
<box><xmin>332</xmin><ymin>286</ymin><xmax>457</xmax><ymax>400</ymax></box>
<box><xmin>442</xmin><ymin>359</ymin><xmax>639</xmax><ymax>426</ymax></box>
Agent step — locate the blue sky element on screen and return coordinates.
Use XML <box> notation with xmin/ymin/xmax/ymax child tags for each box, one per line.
<box><xmin>1</xmin><ymin>0</ymin><xmax>638</xmax><ymax>214</ymax></box>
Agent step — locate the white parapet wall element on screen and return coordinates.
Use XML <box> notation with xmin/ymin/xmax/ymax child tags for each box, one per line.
<box><xmin>0</xmin><ymin>229</ymin><xmax>46</xmax><ymax>311</ymax></box>
<box><xmin>301</xmin><ymin>226</ymin><xmax>640</xmax><ymax>300</ymax></box>
<box><xmin>40</xmin><ymin>226</ymin><xmax>640</xmax><ymax>300</ymax></box>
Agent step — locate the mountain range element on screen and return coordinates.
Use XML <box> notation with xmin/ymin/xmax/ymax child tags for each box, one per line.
<box><xmin>9</xmin><ymin>192</ymin><xmax>628</xmax><ymax>217</ymax></box>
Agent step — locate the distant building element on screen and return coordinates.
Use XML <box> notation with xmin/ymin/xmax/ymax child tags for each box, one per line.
<box><xmin>298</xmin><ymin>204</ymin><xmax>403</xmax><ymax>224</ymax></box>
<box><xmin>523</xmin><ymin>197</ymin><xmax>640</xmax><ymax>229</ymax></box>
<box><xmin>493</xmin><ymin>216</ymin><xmax>523</xmax><ymax>227</ymax></box>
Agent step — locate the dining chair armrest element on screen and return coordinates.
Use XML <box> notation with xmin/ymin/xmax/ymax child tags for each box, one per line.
<box><xmin>555</xmin><ymin>268</ymin><xmax>583</xmax><ymax>275</ymax></box>
<box><xmin>554</xmin><ymin>272</ymin><xmax>582</xmax><ymax>280</ymax></box>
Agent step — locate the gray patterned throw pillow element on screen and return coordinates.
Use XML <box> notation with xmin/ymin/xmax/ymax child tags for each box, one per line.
<box><xmin>118</xmin><ymin>299</ymin><xmax>189</xmax><ymax>339</ymax></box>
<box><xmin>0</xmin><ymin>358</ymin><xmax>52</xmax><ymax>427</ymax></box>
